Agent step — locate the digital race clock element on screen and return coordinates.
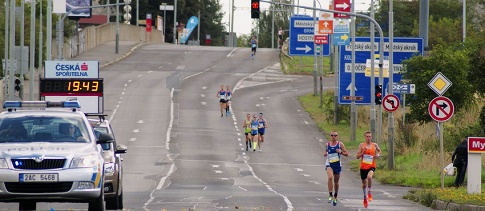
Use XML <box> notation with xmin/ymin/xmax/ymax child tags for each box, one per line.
<box><xmin>40</xmin><ymin>78</ymin><xmax>103</xmax><ymax>93</ymax></box>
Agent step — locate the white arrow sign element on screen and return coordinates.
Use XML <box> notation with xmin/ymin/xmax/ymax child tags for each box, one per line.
<box><xmin>346</xmin><ymin>82</ymin><xmax>357</xmax><ymax>91</ymax></box>
<box><xmin>296</xmin><ymin>45</ymin><xmax>312</xmax><ymax>53</ymax></box>
<box><xmin>336</xmin><ymin>2</ymin><xmax>350</xmax><ymax>9</ymax></box>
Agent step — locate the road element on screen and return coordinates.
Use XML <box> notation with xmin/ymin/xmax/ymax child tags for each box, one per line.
<box><xmin>0</xmin><ymin>44</ymin><xmax>430</xmax><ymax>210</ymax></box>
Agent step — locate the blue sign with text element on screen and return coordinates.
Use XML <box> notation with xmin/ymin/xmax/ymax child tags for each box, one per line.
<box><xmin>338</xmin><ymin>37</ymin><xmax>423</xmax><ymax>105</ymax></box>
<box><xmin>289</xmin><ymin>16</ymin><xmax>329</xmax><ymax>56</ymax></box>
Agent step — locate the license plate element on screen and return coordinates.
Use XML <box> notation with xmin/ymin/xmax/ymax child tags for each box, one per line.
<box><xmin>19</xmin><ymin>173</ymin><xmax>58</xmax><ymax>182</ymax></box>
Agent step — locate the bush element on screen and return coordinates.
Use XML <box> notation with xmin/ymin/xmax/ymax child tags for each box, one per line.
<box><xmin>322</xmin><ymin>90</ymin><xmax>350</xmax><ymax>124</ymax></box>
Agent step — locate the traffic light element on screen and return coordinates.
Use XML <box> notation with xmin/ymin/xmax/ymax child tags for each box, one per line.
<box><xmin>14</xmin><ymin>78</ymin><xmax>21</xmax><ymax>92</ymax></box>
<box><xmin>251</xmin><ymin>0</ymin><xmax>260</xmax><ymax>19</ymax></box>
<box><xmin>375</xmin><ymin>85</ymin><xmax>382</xmax><ymax>105</ymax></box>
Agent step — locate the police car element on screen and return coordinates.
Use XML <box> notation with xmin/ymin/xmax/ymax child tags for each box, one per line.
<box><xmin>0</xmin><ymin>101</ymin><xmax>112</xmax><ymax>211</ymax></box>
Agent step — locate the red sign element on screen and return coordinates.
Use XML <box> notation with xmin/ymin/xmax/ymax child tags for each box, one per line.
<box><xmin>314</xmin><ymin>35</ymin><xmax>328</xmax><ymax>44</ymax></box>
<box><xmin>382</xmin><ymin>94</ymin><xmax>399</xmax><ymax>112</ymax></box>
<box><xmin>468</xmin><ymin>137</ymin><xmax>485</xmax><ymax>153</ymax></box>
<box><xmin>428</xmin><ymin>96</ymin><xmax>454</xmax><ymax>122</ymax></box>
<box><xmin>334</xmin><ymin>0</ymin><xmax>351</xmax><ymax>18</ymax></box>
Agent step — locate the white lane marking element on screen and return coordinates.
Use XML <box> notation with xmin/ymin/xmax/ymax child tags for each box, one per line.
<box><xmin>226</xmin><ymin>48</ymin><xmax>238</xmax><ymax>58</ymax></box>
<box><xmin>201</xmin><ymin>102</ymin><xmax>206</xmax><ymax>105</ymax></box>
<box><xmin>202</xmin><ymin>86</ymin><xmax>207</xmax><ymax>90</ymax></box>
<box><xmin>304</xmin><ymin>121</ymin><xmax>309</xmax><ymax>125</ymax></box>
<box><xmin>129</xmin><ymin>138</ymin><xmax>136</xmax><ymax>142</ymax></box>
<box><xmin>183</xmin><ymin>67</ymin><xmax>211</xmax><ymax>80</ymax></box>
<box><xmin>295</xmin><ymin>168</ymin><xmax>304</xmax><ymax>172</ymax></box>
<box><xmin>215</xmin><ymin>170</ymin><xmax>223</xmax><ymax>174</ymax></box>
<box><xmin>238</xmin><ymin>186</ymin><xmax>248</xmax><ymax>191</ymax></box>
<box><xmin>132</xmin><ymin>129</ymin><xmax>140</xmax><ymax>133</ymax></box>
<box><xmin>211</xmin><ymin>165</ymin><xmax>220</xmax><ymax>168</ymax></box>
<box><xmin>148</xmin><ymin>71</ymin><xmax>153</xmax><ymax>73</ymax></box>
<box><xmin>158</xmin><ymin>66</ymin><xmax>163</xmax><ymax>69</ymax></box>
<box><xmin>201</xmin><ymin>94</ymin><xmax>205</xmax><ymax>98</ymax></box>
<box><xmin>145</xmin><ymin>88</ymin><xmax>176</xmax><ymax>210</ymax></box>
<box><xmin>176</xmin><ymin>66</ymin><xmax>185</xmax><ymax>70</ymax></box>
<box><xmin>300</xmin><ymin>174</ymin><xmax>310</xmax><ymax>177</ymax></box>
<box><xmin>309</xmin><ymin>181</ymin><xmax>320</xmax><ymax>184</ymax></box>
<box><xmin>137</xmin><ymin>120</ymin><xmax>144</xmax><ymax>124</ymax></box>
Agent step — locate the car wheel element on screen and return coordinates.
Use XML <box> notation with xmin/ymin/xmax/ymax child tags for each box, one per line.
<box><xmin>89</xmin><ymin>189</ymin><xmax>105</xmax><ymax>211</ymax></box>
<box><xmin>19</xmin><ymin>202</ymin><xmax>36</xmax><ymax>211</ymax></box>
<box><xmin>118</xmin><ymin>190</ymin><xmax>123</xmax><ymax>209</ymax></box>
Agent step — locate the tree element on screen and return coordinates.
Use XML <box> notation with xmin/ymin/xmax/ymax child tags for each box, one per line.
<box><xmin>254</xmin><ymin>2</ymin><xmax>291</xmax><ymax>48</ymax></box>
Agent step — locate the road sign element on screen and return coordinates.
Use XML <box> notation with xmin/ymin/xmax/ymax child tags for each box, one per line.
<box><xmin>338</xmin><ymin>37</ymin><xmax>424</xmax><ymax>105</ymax></box>
<box><xmin>428</xmin><ymin>72</ymin><xmax>452</xmax><ymax>96</ymax></box>
<box><xmin>334</xmin><ymin>19</ymin><xmax>350</xmax><ymax>33</ymax></box>
<box><xmin>382</xmin><ymin>94</ymin><xmax>400</xmax><ymax>112</ymax></box>
<box><xmin>468</xmin><ymin>137</ymin><xmax>485</xmax><ymax>153</ymax></box>
<box><xmin>289</xmin><ymin>16</ymin><xmax>330</xmax><ymax>56</ymax></box>
<box><xmin>334</xmin><ymin>0</ymin><xmax>351</xmax><ymax>18</ymax></box>
<box><xmin>333</xmin><ymin>33</ymin><xmax>350</xmax><ymax>45</ymax></box>
<box><xmin>390</xmin><ymin>83</ymin><xmax>416</xmax><ymax>94</ymax></box>
<box><xmin>342</xmin><ymin>96</ymin><xmax>363</xmax><ymax>101</ymax></box>
<box><xmin>317</xmin><ymin>20</ymin><xmax>333</xmax><ymax>34</ymax></box>
<box><xmin>428</xmin><ymin>96</ymin><xmax>454</xmax><ymax>122</ymax></box>
<box><xmin>314</xmin><ymin>35</ymin><xmax>328</xmax><ymax>44</ymax></box>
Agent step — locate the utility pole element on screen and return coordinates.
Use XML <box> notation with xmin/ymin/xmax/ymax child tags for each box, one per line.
<box><xmin>20</xmin><ymin>0</ymin><xmax>25</xmax><ymax>99</ymax></box>
<box><xmin>47</xmin><ymin>0</ymin><xmax>52</xmax><ymax>60</ymax></box>
<box><xmin>29</xmin><ymin>0</ymin><xmax>36</xmax><ymax>100</ymax></box>
<box><xmin>8</xmin><ymin>0</ymin><xmax>16</xmax><ymax>100</ymax></box>
<box><xmin>173</xmin><ymin>0</ymin><xmax>177</xmax><ymax>44</ymax></box>
<box><xmin>312</xmin><ymin>0</ymin><xmax>317</xmax><ymax>96</ymax></box>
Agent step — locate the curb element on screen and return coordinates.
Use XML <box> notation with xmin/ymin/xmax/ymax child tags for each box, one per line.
<box><xmin>99</xmin><ymin>42</ymin><xmax>146</xmax><ymax>68</ymax></box>
<box><xmin>433</xmin><ymin>199</ymin><xmax>485</xmax><ymax>211</ymax></box>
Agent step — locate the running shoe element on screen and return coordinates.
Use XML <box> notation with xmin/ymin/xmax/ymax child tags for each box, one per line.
<box><xmin>368</xmin><ymin>193</ymin><xmax>373</xmax><ymax>202</ymax></box>
<box><xmin>328</xmin><ymin>196</ymin><xmax>333</xmax><ymax>203</ymax></box>
<box><xmin>363</xmin><ymin>198</ymin><xmax>368</xmax><ymax>208</ymax></box>
<box><xmin>259</xmin><ymin>149</ymin><xmax>262</xmax><ymax>152</ymax></box>
<box><xmin>332</xmin><ymin>197</ymin><xmax>337</xmax><ymax>206</ymax></box>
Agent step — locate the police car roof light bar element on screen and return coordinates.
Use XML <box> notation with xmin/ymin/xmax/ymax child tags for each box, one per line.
<box><xmin>3</xmin><ymin>101</ymin><xmax>81</xmax><ymax>109</ymax></box>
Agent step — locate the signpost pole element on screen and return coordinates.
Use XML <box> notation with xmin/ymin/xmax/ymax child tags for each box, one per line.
<box><xmin>388</xmin><ymin>0</ymin><xmax>395</xmax><ymax>170</ymax></box>
<box><xmin>350</xmin><ymin>0</ymin><xmax>356</xmax><ymax>142</ymax></box>
<box><xmin>439</xmin><ymin>121</ymin><xmax>444</xmax><ymax>189</ymax></box>
<box><xmin>313</xmin><ymin>0</ymin><xmax>318</xmax><ymax>96</ymax></box>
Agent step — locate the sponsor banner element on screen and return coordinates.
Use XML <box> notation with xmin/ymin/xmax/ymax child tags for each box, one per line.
<box><xmin>45</xmin><ymin>61</ymin><xmax>99</xmax><ymax>78</ymax></box>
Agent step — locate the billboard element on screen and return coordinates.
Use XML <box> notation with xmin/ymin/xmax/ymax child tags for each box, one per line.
<box><xmin>67</xmin><ymin>0</ymin><xmax>92</xmax><ymax>18</ymax></box>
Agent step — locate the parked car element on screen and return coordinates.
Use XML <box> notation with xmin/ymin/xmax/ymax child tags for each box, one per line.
<box><xmin>0</xmin><ymin>101</ymin><xmax>113</xmax><ymax>211</ymax></box>
<box><xmin>87</xmin><ymin>114</ymin><xmax>127</xmax><ymax>210</ymax></box>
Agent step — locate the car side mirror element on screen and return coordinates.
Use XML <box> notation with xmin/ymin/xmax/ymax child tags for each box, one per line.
<box><xmin>96</xmin><ymin>132</ymin><xmax>114</xmax><ymax>144</ymax></box>
<box><xmin>116</xmin><ymin>144</ymin><xmax>128</xmax><ymax>154</ymax></box>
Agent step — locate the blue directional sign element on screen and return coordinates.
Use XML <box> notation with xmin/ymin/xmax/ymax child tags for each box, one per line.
<box><xmin>338</xmin><ymin>37</ymin><xmax>424</xmax><ymax>105</ymax></box>
<box><xmin>289</xmin><ymin>15</ymin><xmax>330</xmax><ymax>56</ymax></box>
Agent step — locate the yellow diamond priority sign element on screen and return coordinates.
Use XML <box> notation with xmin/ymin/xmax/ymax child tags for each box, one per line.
<box><xmin>428</xmin><ymin>72</ymin><xmax>452</xmax><ymax>96</ymax></box>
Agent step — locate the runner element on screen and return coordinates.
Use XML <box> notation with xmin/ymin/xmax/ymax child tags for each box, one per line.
<box><xmin>250</xmin><ymin>114</ymin><xmax>259</xmax><ymax>151</ymax></box>
<box><xmin>225</xmin><ymin>85</ymin><xmax>232</xmax><ymax>116</ymax></box>
<box><xmin>356</xmin><ymin>131</ymin><xmax>381</xmax><ymax>208</ymax></box>
<box><xmin>250</xmin><ymin>35</ymin><xmax>258</xmax><ymax>59</ymax></box>
<box><xmin>278</xmin><ymin>27</ymin><xmax>284</xmax><ymax>49</ymax></box>
<box><xmin>257</xmin><ymin>113</ymin><xmax>268</xmax><ymax>152</ymax></box>
<box><xmin>242</xmin><ymin>114</ymin><xmax>252</xmax><ymax>151</ymax></box>
<box><xmin>323</xmin><ymin>130</ymin><xmax>348</xmax><ymax>206</ymax></box>
<box><xmin>216</xmin><ymin>85</ymin><xmax>227</xmax><ymax>117</ymax></box>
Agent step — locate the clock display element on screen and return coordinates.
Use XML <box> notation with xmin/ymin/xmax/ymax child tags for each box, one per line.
<box><xmin>40</xmin><ymin>78</ymin><xmax>103</xmax><ymax>93</ymax></box>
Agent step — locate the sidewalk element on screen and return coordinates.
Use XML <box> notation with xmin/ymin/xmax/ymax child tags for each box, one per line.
<box><xmin>70</xmin><ymin>40</ymin><xmax>145</xmax><ymax>67</ymax></box>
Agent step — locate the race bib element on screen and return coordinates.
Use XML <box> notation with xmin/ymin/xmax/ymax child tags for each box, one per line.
<box><xmin>328</xmin><ymin>153</ymin><xmax>339</xmax><ymax>163</ymax></box>
<box><xmin>252</xmin><ymin>44</ymin><xmax>257</xmax><ymax>48</ymax></box>
<box><xmin>363</xmin><ymin>154</ymin><xmax>373</xmax><ymax>164</ymax></box>
<box><xmin>219</xmin><ymin>95</ymin><xmax>225</xmax><ymax>99</ymax></box>
<box><xmin>252</xmin><ymin>125</ymin><xmax>258</xmax><ymax>130</ymax></box>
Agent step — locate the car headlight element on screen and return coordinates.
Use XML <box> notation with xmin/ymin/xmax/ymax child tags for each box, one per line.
<box><xmin>70</xmin><ymin>154</ymin><xmax>100</xmax><ymax>168</ymax></box>
<box><xmin>104</xmin><ymin>162</ymin><xmax>115</xmax><ymax>175</ymax></box>
<box><xmin>0</xmin><ymin>158</ymin><xmax>8</xmax><ymax>169</ymax></box>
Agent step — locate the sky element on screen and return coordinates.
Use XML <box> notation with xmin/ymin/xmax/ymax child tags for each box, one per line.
<box><xmin>220</xmin><ymin>0</ymin><xmax>372</xmax><ymax>36</ymax></box>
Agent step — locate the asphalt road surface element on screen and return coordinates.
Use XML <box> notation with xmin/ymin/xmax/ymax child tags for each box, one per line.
<box><xmin>0</xmin><ymin>44</ymin><xmax>431</xmax><ymax>211</ymax></box>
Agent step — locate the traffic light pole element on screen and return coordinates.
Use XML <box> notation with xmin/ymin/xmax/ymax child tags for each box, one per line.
<box><xmin>261</xmin><ymin>0</ymin><xmax>386</xmax><ymax>141</ymax></box>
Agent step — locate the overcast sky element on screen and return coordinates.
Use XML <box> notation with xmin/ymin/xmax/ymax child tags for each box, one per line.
<box><xmin>220</xmin><ymin>0</ymin><xmax>372</xmax><ymax>36</ymax></box>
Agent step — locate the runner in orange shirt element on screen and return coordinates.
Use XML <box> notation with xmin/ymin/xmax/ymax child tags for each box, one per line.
<box><xmin>356</xmin><ymin>131</ymin><xmax>381</xmax><ymax>208</ymax></box>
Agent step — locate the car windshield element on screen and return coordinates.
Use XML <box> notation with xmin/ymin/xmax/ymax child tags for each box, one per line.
<box><xmin>0</xmin><ymin>116</ymin><xmax>90</xmax><ymax>143</ymax></box>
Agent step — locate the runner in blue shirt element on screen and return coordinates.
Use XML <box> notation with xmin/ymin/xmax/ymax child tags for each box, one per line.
<box><xmin>216</xmin><ymin>85</ymin><xmax>227</xmax><ymax>117</ymax></box>
<box><xmin>225</xmin><ymin>85</ymin><xmax>232</xmax><ymax>116</ymax></box>
<box><xmin>324</xmin><ymin>130</ymin><xmax>348</xmax><ymax>206</ymax></box>
<box><xmin>250</xmin><ymin>35</ymin><xmax>258</xmax><ymax>59</ymax></box>
<box><xmin>250</xmin><ymin>114</ymin><xmax>259</xmax><ymax>151</ymax></box>
<box><xmin>257</xmin><ymin>113</ymin><xmax>268</xmax><ymax>152</ymax></box>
